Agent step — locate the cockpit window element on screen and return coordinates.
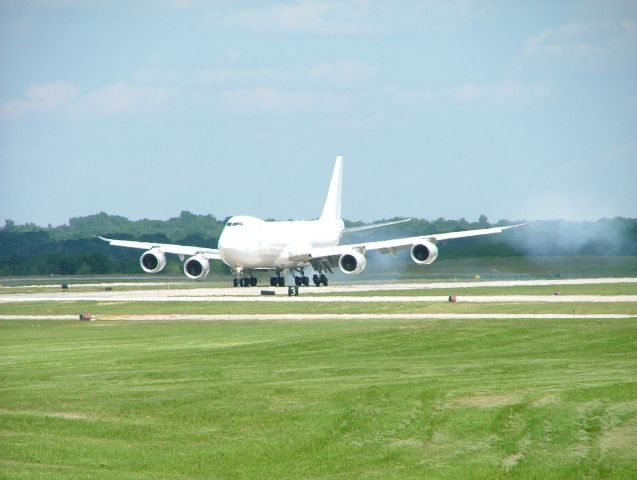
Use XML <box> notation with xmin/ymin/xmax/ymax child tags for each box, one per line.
<box><xmin>226</xmin><ymin>222</ymin><xmax>244</xmax><ymax>227</ymax></box>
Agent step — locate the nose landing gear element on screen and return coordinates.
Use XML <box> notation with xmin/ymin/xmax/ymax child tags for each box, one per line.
<box><xmin>232</xmin><ymin>267</ymin><xmax>258</xmax><ymax>287</ymax></box>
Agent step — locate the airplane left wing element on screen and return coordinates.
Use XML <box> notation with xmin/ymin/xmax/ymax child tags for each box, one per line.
<box><xmin>314</xmin><ymin>224</ymin><xmax>523</xmax><ymax>257</ymax></box>
<box><xmin>308</xmin><ymin>224</ymin><xmax>524</xmax><ymax>273</ymax></box>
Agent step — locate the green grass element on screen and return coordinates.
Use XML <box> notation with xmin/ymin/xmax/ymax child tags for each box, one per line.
<box><xmin>1</xmin><ymin>300</ymin><xmax>636</xmax><ymax>316</ymax></box>
<box><xmin>365</xmin><ymin>255</ymin><xmax>637</xmax><ymax>280</ymax></box>
<box><xmin>1</xmin><ymin>318</ymin><xmax>636</xmax><ymax>479</ymax></box>
<box><xmin>305</xmin><ymin>282</ymin><xmax>637</xmax><ymax>297</ymax></box>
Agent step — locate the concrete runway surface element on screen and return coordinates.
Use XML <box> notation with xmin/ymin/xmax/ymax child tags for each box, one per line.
<box><xmin>1</xmin><ymin>277</ymin><xmax>636</xmax><ymax>304</ymax></box>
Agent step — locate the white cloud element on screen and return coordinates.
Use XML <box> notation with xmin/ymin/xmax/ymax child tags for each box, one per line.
<box><xmin>197</xmin><ymin>67</ymin><xmax>292</xmax><ymax>86</ymax></box>
<box><xmin>447</xmin><ymin>80</ymin><xmax>549</xmax><ymax>104</ymax></box>
<box><xmin>1</xmin><ymin>81</ymin><xmax>173</xmax><ymax>121</ymax></box>
<box><xmin>211</xmin><ymin>0</ymin><xmax>494</xmax><ymax>35</ymax></box>
<box><xmin>71</xmin><ymin>82</ymin><xmax>173</xmax><ymax>118</ymax></box>
<box><xmin>220</xmin><ymin>86</ymin><xmax>354</xmax><ymax>115</ymax></box>
<box><xmin>1</xmin><ymin>81</ymin><xmax>79</xmax><ymax>119</ymax></box>
<box><xmin>308</xmin><ymin>60</ymin><xmax>376</xmax><ymax>84</ymax></box>
<box><xmin>213</xmin><ymin>0</ymin><xmax>376</xmax><ymax>34</ymax></box>
<box><xmin>524</xmin><ymin>20</ymin><xmax>637</xmax><ymax>66</ymax></box>
<box><xmin>381</xmin><ymin>86</ymin><xmax>436</xmax><ymax>104</ymax></box>
<box><xmin>221</xmin><ymin>87</ymin><xmax>317</xmax><ymax>114</ymax></box>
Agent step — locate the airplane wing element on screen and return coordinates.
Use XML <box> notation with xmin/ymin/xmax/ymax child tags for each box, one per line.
<box><xmin>98</xmin><ymin>236</ymin><xmax>221</xmax><ymax>260</ymax></box>
<box><xmin>310</xmin><ymin>224</ymin><xmax>525</xmax><ymax>259</ymax></box>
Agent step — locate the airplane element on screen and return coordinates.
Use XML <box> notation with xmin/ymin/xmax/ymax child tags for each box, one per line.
<box><xmin>100</xmin><ymin>156</ymin><xmax>523</xmax><ymax>287</ymax></box>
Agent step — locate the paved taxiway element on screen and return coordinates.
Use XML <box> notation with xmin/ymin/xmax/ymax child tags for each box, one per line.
<box><xmin>1</xmin><ymin>278</ymin><xmax>636</xmax><ymax>304</ymax></box>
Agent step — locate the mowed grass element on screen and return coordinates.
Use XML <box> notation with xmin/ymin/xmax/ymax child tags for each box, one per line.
<box><xmin>1</xmin><ymin>300</ymin><xmax>636</xmax><ymax>317</ymax></box>
<box><xmin>1</xmin><ymin>317</ymin><xmax>636</xmax><ymax>479</ymax></box>
<box><xmin>306</xmin><ymin>282</ymin><xmax>637</xmax><ymax>297</ymax></box>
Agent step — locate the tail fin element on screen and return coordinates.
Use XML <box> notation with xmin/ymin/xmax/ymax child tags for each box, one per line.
<box><xmin>320</xmin><ymin>155</ymin><xmax>343</xmax><ymax>221</ymax></box>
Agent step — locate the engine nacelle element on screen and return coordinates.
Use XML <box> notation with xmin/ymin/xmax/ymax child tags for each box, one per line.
<box><xmin>338</xmin><ymin>250</ymin><xmax>367</xmax><ymax>275</ymax></box>
<box><xmin>410</xmin><ymin>241</ymin><xmax>439</xmax><ymax>265</ymax></box>
<box><xmin>183</xmin><ymin>255</ymin><xmax>211</xmax><ymax>280</ymax></box>
<box><xmin>140</xmin><ymin>249</ymin><xmax>166</xmax><ymax>273</ymax></box>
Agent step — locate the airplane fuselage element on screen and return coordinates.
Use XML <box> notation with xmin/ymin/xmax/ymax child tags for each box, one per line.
<box><xmin>218</xmin><ymin>215</ymin><xmax>345</xmax><ymax>270</ymax></box>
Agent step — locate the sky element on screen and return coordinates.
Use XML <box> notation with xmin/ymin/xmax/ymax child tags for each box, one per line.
<box><xmin>1</xmin><ymin>0</ymin><xmax>636</xmax><ymax>227</ymax></box>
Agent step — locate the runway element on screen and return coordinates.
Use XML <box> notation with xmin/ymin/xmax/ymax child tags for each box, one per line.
<box><xmin>1</xmin><ymin>277</ymin><xmax>636</xmax><ymax>304</ymax></box>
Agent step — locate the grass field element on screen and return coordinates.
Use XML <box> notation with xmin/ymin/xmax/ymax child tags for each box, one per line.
<box><xmin>1</xmin><ymin>281</ymin><xmax>636</xmax><ymax>479</ymax></box>
<box><xmin>1</xmin><ymin>321</ymin><xmax>636</xmax><ymax>479</ymax></box>
<box><xmin>306</xmin><ymin>282</ymin><xmax>637</xmax><ymax>297</ymax></box>
<box><xmin>1</xmin><ymin>300</ymin><xmax>637</xmax><ymax>317</ymax></box>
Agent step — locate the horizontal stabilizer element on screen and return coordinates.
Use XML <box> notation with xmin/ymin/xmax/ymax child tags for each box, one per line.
<box><xmin>343</xmin><ymin>218</ymin><xmax>412</xmax><ymax>234</ymax></box>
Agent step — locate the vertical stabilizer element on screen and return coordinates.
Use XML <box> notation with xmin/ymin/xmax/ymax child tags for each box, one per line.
<box><xmin>320</xmin><ymin>156</ymin><xmax>343</xmax><ymax>221</ymax></box>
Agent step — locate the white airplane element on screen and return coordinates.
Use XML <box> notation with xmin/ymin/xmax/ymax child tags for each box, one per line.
<box><xmin>100</xmin><ymin>156</ymin><xmax>522</xmax><ymax>287</ymax></box>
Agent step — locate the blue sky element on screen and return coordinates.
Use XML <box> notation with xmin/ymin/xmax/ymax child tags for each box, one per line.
<box><xmin>1</xmin><ymin>1</ymin><xmax>635</xmax><ymax>226</ymax></box>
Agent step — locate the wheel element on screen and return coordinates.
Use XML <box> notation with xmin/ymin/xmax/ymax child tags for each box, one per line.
<box><xmin>233</xmin><ymin>278</ymin><xmax>238</xmax><ymax>287</ymax></box>
<box><xmin>302</xmin><ymin>276</ymin><xmax>309</xmax><ymax>287</ymax></box>
<box><xmin>313</xmin><ymin>274</ymin><xmax>321</xmax><ymax>286</ymax></box>
<box><xmin>294</xmin><ymin>276</ymin><xmax>302</xmax><ymax>286</ymax></box>
<box><xmin>270</xmin><ymin>277</ymin><xmax>277</xmax><ymax>287</ymax></box>
<box><xmin>277</xmin><ymin>276</ymin><xmax>285</xmax><ymax>287</ymax></box>
<box><xmin>241</xmin><ymin>278</ymin><xmax>250</xmax><ymax>287</ymax></box>
<box><xmin>321</xmin><ymin>274</ymin><xmax>328</xmax><ymax>287</ymax></box>
<box><xmin>250</xmin><ymin>277</ymin><xmax>257</xmax><ymax>287</ymax></box>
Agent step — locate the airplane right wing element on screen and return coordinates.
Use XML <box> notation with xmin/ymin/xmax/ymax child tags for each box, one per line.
<box><xmin>98</xmin><ymin>236</ymin><xmax>221</xmax><ymax>259</ymax></box>
<box><xmin>98</xmin><ymin>236</ymin><xmax>220</xmax><ymax>280</ymax></box>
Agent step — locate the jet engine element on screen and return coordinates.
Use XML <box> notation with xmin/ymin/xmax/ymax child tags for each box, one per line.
<box><xmin>410</xmin><ymin>241</ymin><xmax>439</xmax><ymax>265</ymax></box>
<box><xmin>183</xmin><ymin>255</ymin><xmax>211</xmax><ymax>280</ymax></box>
<box><xmin>338</xmin><ymin>250</ymin><xmax>367</xmax><ymax>275</ymax></box>
<box><xmin>140</xmin><ymin>249</ymin><xmax>166</xmax><ymax>273</ymax></box>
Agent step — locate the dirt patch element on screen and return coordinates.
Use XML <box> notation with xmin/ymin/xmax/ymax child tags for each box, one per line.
<box><xmin>454</xmin><ymin>394</ymin><xmax>520</xmax><ymax>408</ymax></box>
<box><xmin>502</xmin><ymin>452</ymin><xmax>524</xmax><ymax>471</ymax></box>
<box><xmin>0</xmin><ymin>408</ymin><xmax>89</xmax><ymax>420</ymax></box>
<box><xmin>531</xmin><ymin>394</ymin><xmax>560</xmax><ymax>407</ymax></box>
<box><xmin>600</xmin><ymin>416</ymin><xmax>637</xmax><ymax>460</ymax></box>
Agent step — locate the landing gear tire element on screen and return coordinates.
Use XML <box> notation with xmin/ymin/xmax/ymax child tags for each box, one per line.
<box><xmin>250</xmin><ymin>277</ymin><xmax>257</xmax><ymax>287</ymax></box>
<box><xmin>277</xmin><ymin>276</ymin><xmax>285</xmax><ymax>287</ymax></box>
<box><xmin>233</xmin><ymin>278</ymin><xmax>239</xmax><ymax>287</ymax></box>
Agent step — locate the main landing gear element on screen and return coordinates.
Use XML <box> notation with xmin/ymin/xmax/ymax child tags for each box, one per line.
<box><xmin>232</xmin><ymin>268</ymin><xmax>328</xmax><ymax>288</ymax></box>
<box><xmin>269</xmin><ymin>269</ymin><xmax>285</xmax><ymax>287</ymax></box>
<box><xmin>312</xmin><ymin>273</ymin><xmax>328</xmax><ymax>287</ymax></box>
<box><xmin>292</xmin><ymin>268</ymin><xmax>327</xmax><ymax>287</ymax></box>
<box><xmin>269</xmin><ymin>275</ymin><xmax>285</xmax><ymax>287</ymax></box>
<box><xmin>292</xmin><ymin>267</ymin><xmax>310</xmax><ymax>287</ymax></box>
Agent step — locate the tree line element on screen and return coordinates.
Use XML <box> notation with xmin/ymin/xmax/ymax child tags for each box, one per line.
<box><xmin>1</xmin><ymin>212</ymin><xmax>636</xmax><ymax>276</ymax></box>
